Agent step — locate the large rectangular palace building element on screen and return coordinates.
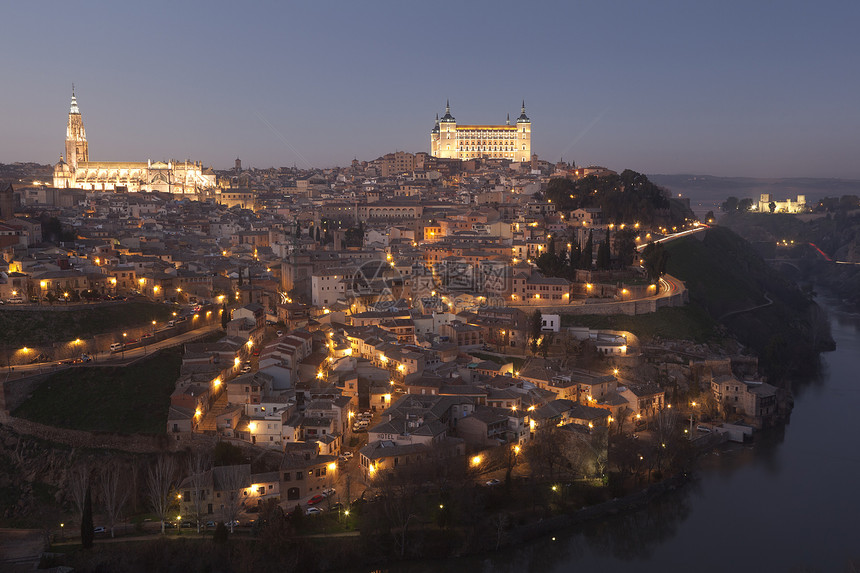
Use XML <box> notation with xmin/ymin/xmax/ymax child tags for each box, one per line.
<box><xmin>430</xmin><ymin>101</ymin><xmax>531</xmax><ymax>162</ymax></box>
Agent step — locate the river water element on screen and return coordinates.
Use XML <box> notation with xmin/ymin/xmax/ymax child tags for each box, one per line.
<box><xmin>390</xmin><ymin>300</ymin><xmax>860</xmax><ymax>572</ymax></box>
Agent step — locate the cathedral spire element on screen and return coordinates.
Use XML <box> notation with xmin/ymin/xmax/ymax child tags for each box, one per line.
<box><xmin>506</xmin><ymin>113</ymin><xmax>510</xmax><ymax>125</ymax></box>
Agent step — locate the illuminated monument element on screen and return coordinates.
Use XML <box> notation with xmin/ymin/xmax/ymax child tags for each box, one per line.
<box><xmin>430</xmin><ymin>100</ymin><xmax>531</xmax><ymax>162</ymax></box>
<box><xmin>53</xmin><ymin>88</ymin><xmax>216</xmax><ymax>194</ymax></box>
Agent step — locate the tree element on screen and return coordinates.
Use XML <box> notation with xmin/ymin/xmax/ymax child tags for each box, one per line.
<box><xmin>720</xmin><ymin>196</ymin><xmax>739</xmax><ymax>213</ymax></box>
<box><xmin>219</xmin><ymin>465</ymin><xmax>248</xmax><ymax>533</ymax></box>
<box><xmin>377</xmin><ymin>467</ymin><xmax>423</xmax><ymax>558</ymax></box>
<box><xmin>581</xmin><ymin>230</ymin><xmax>593</xmax><ymax>269</ymax></box>
<box><xmin>738</xmin><ymin>197</ymin><xmax>754</xmax><ymax>212</ymax></box>
<box><xmin>538</xmin><ymin>333</ymin><xmax>552</xmax><ymax>358</ymax></box>
<box><xmin>213</xmin><ymin>521</ymin><xmax>228</xmax><ymax>545</ymax></box>
<box><xmin>68</xmin><ymin>463</ymin><xmax>90</xmax><ymax>528</ymax></box>
<box><xmin>769</xmin><ymin>201</ymin><xmax>776</xmax><ymax>213</ymax></box>
<box><xmin>568</xmin><ymin>241</ymin><xmax>581</xmax><ymax>276</ymax></box>
<box><xmin>596</xmin><ymin>229</ymin><xmax>611</xmax><ymax>270</ymax></box>
<box><xmin>704</xmin><ymin>210</ymin><xmax>715</xmax><ymax>224</ymax></box>
<box><xmin>614</xmin><ymin>228</ymin><xmax>638</xmax><ymax>268</ymax></box>
<box><xmin>641</xmin><ymin>242</ymin><xmax>669</xmax><ymax>282</ymax></box>
<box><xmin>221</xmin><ymin>304</ymin><xmax>230</xmax><ymax>329</ymax></box>
<box><xmin>98</xmin><ymin>461</ymin><xmax>129</xmax><ymax>538</ymax></box>
<box><xmin>295</xmin><ymin>225</ymin><xmax>302</xmax><ymax>239</ymax></box>
<box><xmin>529</xmin><ymin>310</ymin><xmax>542</xmax><ymax>355</ymax></box>
<box><xmin>146</xmin><ymin>455</ymin><xmax>178</xmax><ymax>534</ymax></box>
<box><xmin>315</xmin><ymin>226</ymin><xmax>321</xmax><ymax>242</ymax></box>
<box><xmin>186</xmin><ymin>451</ymin><xmax>211</xmax><ymax>533</ymax></box>
<box><xmin>81</xmin><ymin>485</ymin><xmax>94</xmax><ymax>549</ymax></box>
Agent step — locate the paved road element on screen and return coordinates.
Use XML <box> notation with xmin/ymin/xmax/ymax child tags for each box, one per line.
<box><xmin>6</xmin><ymin>322</ymin><xmax>222</xmax><ymax>377</ymax></box>
<box><xmin>635</xmin><ymin>225</ymin><xmax>708</xmax><ymax>251</ymax></box>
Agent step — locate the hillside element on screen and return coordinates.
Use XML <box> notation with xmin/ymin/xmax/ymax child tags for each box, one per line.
<box><xmin>664</xmin><ymin>226</ymin><xmax>833</xmax><ymax>381</ymax></box>
<box><xmin>721</xmin><ymin>210</ymin><xmax>860</xmax><ymax>309</ymax></box>
<box><xmin>12</xmin><ymin>348</ymin><xmax>182</xmax><ymax>434</ymax></box>
<box><xmin>0</xmin><ymin>302</ymin><xmax>175</xmax><ymax>347</ymax></box>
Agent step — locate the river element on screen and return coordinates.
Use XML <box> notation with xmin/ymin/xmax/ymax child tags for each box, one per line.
<box><xmin>389</xmin><ymin>300</ymin><xmax>860</xmax><ymax>572</ymax></box>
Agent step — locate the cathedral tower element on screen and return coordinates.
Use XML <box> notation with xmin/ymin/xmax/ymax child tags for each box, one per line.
<box><xmin>65</xmin><ymin>86</ymin><xmax>88</xmax><ymax>171</ymax></box>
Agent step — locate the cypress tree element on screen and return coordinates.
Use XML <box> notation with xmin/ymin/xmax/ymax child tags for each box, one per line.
<box><xmin>569</xmin><ymin>241</ymin><xmax>581</xmax><ymax>276</ymax></box>
<box><xmin>582</xmin><ymin>230</ymin><xmax>593</xmax><ymax>269</ymax></box>
<box><xmin>597</xmin><ymin>229</ymin><xmax>611</xmax><ymax>270</ymax></box>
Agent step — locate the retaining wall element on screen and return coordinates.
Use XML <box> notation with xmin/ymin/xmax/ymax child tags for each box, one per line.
<box><xmin>0</xmin><ymin>413</ymin><xmax>216</xmax><ymax>453</ymax></box>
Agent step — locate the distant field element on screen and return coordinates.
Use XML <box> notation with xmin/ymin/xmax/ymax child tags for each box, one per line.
<box><xmin>0</xmin><ymin>302</ymin><xmax>175</xmax><ymax>346</ymax></box>
<box><xmin>561</xmin><ymin>305</ymin><xmax>718</xmax><ymax>343</ymax></box>
<box><xmin>12</xmin><ymin>347</ymin><xmax>182</xmax><ymax>434</ymax></box>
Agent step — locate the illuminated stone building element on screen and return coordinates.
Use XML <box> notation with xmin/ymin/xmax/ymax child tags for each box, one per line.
<box><xmin>430</xmin><ymin>101</ymin><xmax>531</xmax><ymax>162</ymax></box>
<box><xmin>52</xmin><ymin>89</ymin><xmax>216</xmax><ymax>194</ymax></box>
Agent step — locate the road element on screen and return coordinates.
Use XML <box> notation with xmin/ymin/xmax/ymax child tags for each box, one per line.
<box><xmin>635</xmin><ymin>225</ymin><xmax>708</xmax><ymax>251</ymax></box>
<box><xmin>5</xmin><ymin>322</ymin><xmax>223</xmax><ymax>376</ymax></box>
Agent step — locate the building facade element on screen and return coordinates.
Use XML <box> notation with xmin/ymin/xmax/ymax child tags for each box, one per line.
<box><xmin>52</xmin><ymin>89</ymin><xmax>216</xmax><ymax>194</ymax></box>
<box><xmin>430</xmin><ymin>101</ymin><xmax>531</xmax><ymax>162</ymax></box>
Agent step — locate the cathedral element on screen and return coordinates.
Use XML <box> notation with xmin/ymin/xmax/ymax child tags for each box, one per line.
<box><xmin>430</xmin><ymin>101</ymin><xmax>531</xmax><ymax>162</ymax></box>
<box><xmin>52</xmin><ymin>88</ymin><xmax>216</xmax><ymax>194</ymax></box>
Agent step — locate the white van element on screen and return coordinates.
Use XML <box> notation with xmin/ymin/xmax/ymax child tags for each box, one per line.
<box><xmin>110</xmin><ymin>343</ymin><xmax>123</xmax><ymax>352</ymax></box>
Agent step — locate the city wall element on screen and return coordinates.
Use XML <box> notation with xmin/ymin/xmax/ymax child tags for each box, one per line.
<box><xmin>509</xmin><ymin>274</ymin><xmax>687</xmax><ymax>316</ymax></box>
<box><xmin>511</xmin><ymin>289</ymin><xmax>688</xmax><ymax>316</ymax></box>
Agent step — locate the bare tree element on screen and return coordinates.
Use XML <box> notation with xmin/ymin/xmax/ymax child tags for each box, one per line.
<box><xmin>98</xmin><ymin>461</ymin><xmax>130</xmax><ymax>538</ymax></box>
<box><xmin>612</xmin><ymin>406</ymin><xmax>631</xmax><ymax>436</ymax></box>
<box><xmin>186</xmin><ymin>451</ymin><xmax>211</xmax><ymax>533</ymax></box>
<box><xmin>377</xmin><ymin>469</ymin><xmax>422</xmax><ymax>558</ymax></box>
<box><xmin>493</xmin><ymin>512</ymin><xmax>509</xmax><ymax>550</ymax></box>
<box><xmin>68</xmin><ymin>463</ymin><xmax>90</xmax><ymax>524</ymax></box>
<box><xmin>146</xmin><ymin>455</ymin><xmax>178</xmax><ymax>534</ymax></box>
<box><xmin>218</xmin><ymin>465</ymin><xmax>249</xmax><ymax>533</ymax></box>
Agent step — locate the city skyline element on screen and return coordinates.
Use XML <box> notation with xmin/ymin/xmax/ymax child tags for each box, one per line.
<box><xmin>2</xmin><ymin>1</ymin><xmax>859</xmax><ymax>178</ymax></box>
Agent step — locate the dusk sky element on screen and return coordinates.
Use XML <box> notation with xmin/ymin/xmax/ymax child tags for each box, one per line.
<box><xmin>3</xmin><ymin>1</ymin><xmax>859</xmax><ymax>178</ymax></box>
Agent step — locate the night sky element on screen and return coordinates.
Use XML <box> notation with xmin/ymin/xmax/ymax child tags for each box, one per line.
<box><xmin>2</xmin><ymin>0</ymin><xmax>858</xmax><ymax>177</ymax></box>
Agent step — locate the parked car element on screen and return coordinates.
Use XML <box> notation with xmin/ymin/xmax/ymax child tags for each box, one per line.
<box><xmin>485</xmin><ymin>479</ymin><xmax>501</xmax><ymax>487</ymax></box>
<box><xmin>322</xmin><ymin>488</ymin><xmax>336</xmax><ymax>498</ymax></box>
<box><xmin>276</xmin><ymin>330</ymin><xmax>284</xmax><ymax>337</ymax></box>
<box><xmin>696</xmin><ymin>425</ymin><xmax>712</xmax><ymax>433</ymax></box>
<box><xmin>341</xmin><ymin>451</ymin><xmax>354</xmax><ymax>460</ymax></box>
<box><xmin>205</xmin><ymin>520</ymin><xmax>218</xmax><ymax>528</ymax></box>
<box><xmin>93</xmin><ymin>526</ymin><xmax>106</xmax><ymax>534</ymax></box>
<box><xmin>306</xmin><ymin>507</ymin><xmax>323</xmax><ymax>515</ymax></box>
<box><xmin>307</xmin><ymin>494</ymin><xmax>325</xmax><ymax>505</ymax></box>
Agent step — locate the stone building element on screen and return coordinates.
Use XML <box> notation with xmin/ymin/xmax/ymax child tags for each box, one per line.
<box><xmin>430</xmin><ymin>101</ymin><xmax>531</xmax><ymax>162</ymax></box>
<box><xmin>52</xmin><ymin>89</ymin><xmax>216</xmax><ymax>194</ymax></box>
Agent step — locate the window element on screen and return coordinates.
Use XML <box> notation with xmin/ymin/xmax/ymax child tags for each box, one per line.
<box><xmin>296</xmin><ymin>471</ymin><xmax>303</xmax><ymax>480</ymax></box>
<box><xmin>284</xmin><ymin>472</ymin><xmax>291</xmax><ymax>482</ymax></box>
